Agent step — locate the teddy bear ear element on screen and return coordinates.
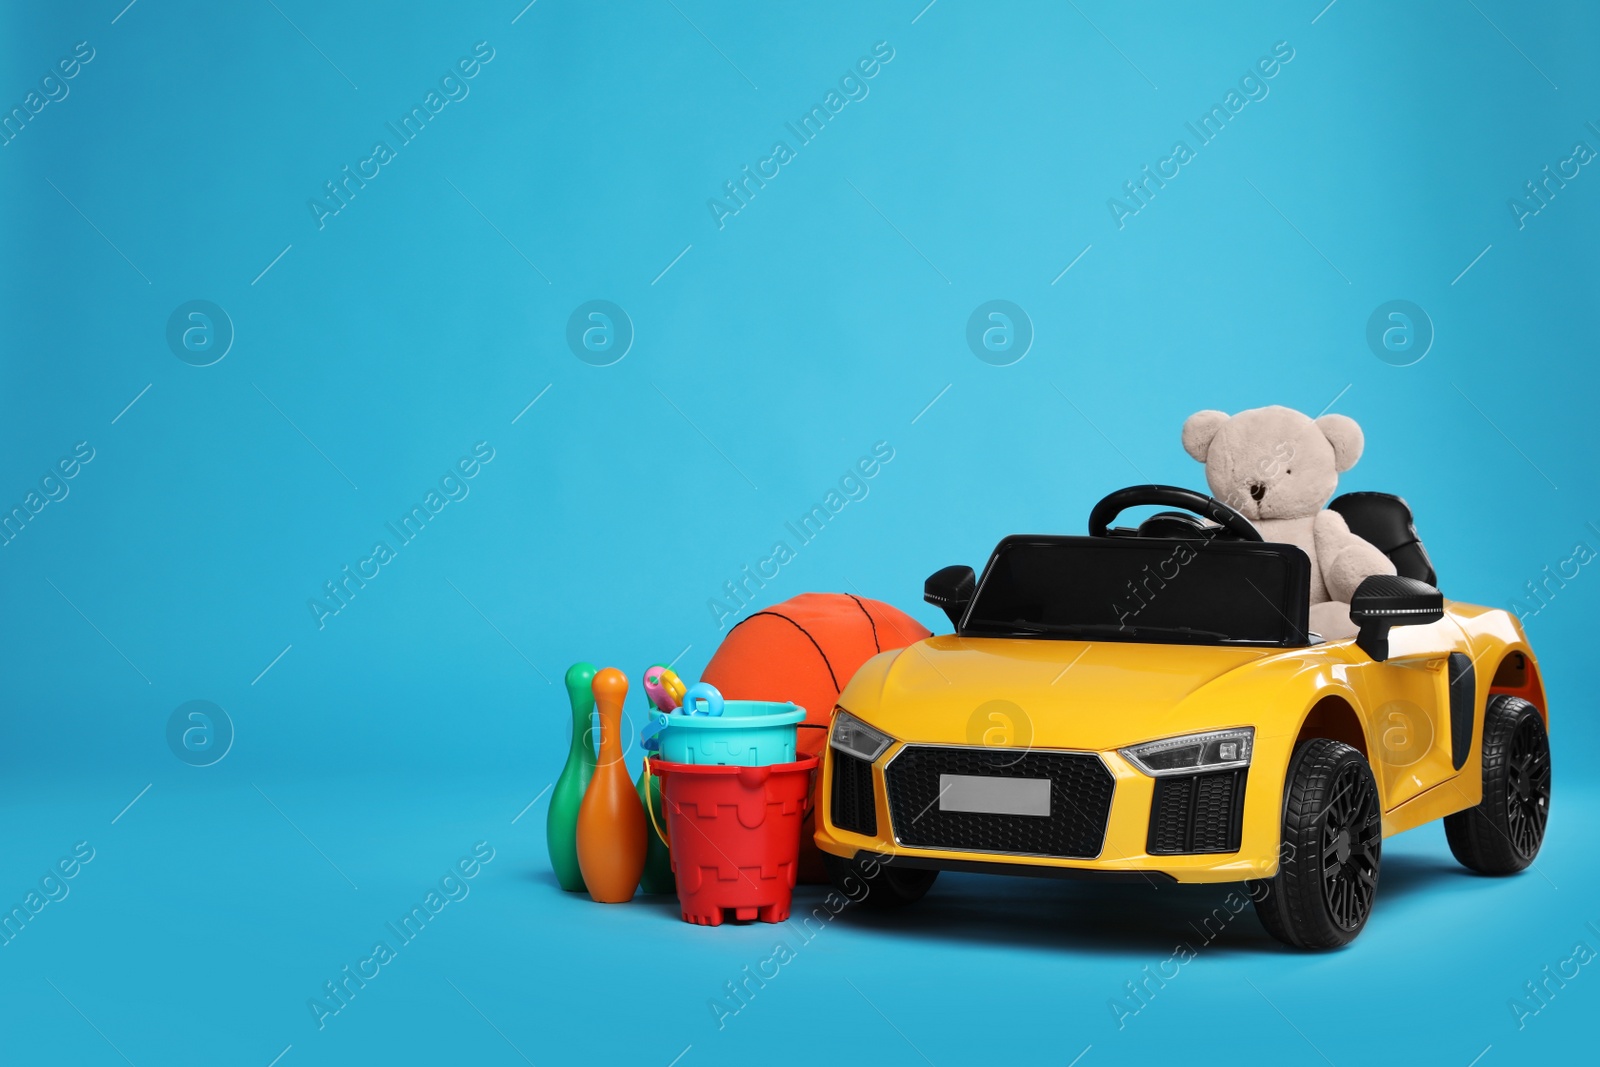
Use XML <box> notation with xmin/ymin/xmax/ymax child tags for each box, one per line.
<box><xmin>1181</xmin><ymin>410</ymin><xmax>1230</xmax><ymax>462</ymax></box>
<box><xmin>1315</xmin><ymin>413</ymin><xmax>1365</xmax><ymax>472</ymax></box>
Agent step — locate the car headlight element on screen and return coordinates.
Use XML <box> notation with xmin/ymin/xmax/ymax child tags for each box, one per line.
<box><xmin>830</xmin><ymin>709</ymin><xmax>893</xmax><ymax>762</ymax></box>
<box><xmin>1120</xmin><ymin>727</ymin><xmax>1254</xmax><ymax>777</ymax></box>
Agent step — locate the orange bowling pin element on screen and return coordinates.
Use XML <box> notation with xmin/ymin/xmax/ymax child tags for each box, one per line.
<box><xmin>576</xmin><ymin>667</ymin><xmax>647</xmax><ymax>903</ymax></box>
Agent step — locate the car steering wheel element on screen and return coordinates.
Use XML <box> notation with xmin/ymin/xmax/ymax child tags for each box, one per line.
<box><xmin>1088</xmin><ymin>484</ymin><xmax>1262</xmax><ymax>542</ymax></box>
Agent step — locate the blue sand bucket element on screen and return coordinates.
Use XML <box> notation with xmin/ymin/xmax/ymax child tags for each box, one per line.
<box><xmin>649</xmin><ymin>683</ymin><xmax>805</xmax><ymax>766</ymax></box>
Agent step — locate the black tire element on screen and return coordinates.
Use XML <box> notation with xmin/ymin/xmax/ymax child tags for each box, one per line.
<box><xmin>1250</xmin><ymin>739</ymin><xmax>1382</xmax><ymax>950</ymax></box>
<box><xmin>821</xmin><ymin>851</ymin><xmax>938</xmax><ymax>909</ymax></box>
<box><xmin>1445</xmin><ymin>696</ymin><xmax>1551</xmax><ymax>874</ymax></box>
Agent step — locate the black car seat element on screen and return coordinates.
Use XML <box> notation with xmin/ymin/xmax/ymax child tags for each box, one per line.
<box><xmin>1326</xmin><ymin>492</ymin><xmax>1437</xmax><ymax>587</ymax></box>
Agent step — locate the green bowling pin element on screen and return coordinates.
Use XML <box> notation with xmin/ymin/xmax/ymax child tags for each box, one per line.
<box><xmin>548</xmin><ymin>662</ymin><xmax>598</xmax><ymax>892</ymax></box>
<box><xmin>636</xmin><ymin>663</ymin><xmax>676</xmax><ymax>895</ymax></box>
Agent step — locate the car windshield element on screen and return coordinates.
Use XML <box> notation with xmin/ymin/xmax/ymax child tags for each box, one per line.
<box><xmin>961</xmin><ymin>536</ymin><xmax>1310</xmax><ymax>647</ymax></box>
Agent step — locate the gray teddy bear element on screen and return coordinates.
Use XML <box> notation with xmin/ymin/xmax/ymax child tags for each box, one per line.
<box><xmin>1183</xmin><ymin>405</ymin><xmax>1396</xmax><ymax>639</ymax></box>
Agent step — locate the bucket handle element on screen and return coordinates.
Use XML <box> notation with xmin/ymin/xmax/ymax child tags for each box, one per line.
<box><xmin>680</xmin><ymin>682</ymin><xmax>724</xmax><ymax>717</ymax></box>
<box><xmin>643</xmin><ymin>756</ymin><xmax>670</xmax><ymax>849</ymax></box>
<box><xmin>639</xmin><ymin>712</ymin><xmax>668</xmax><ymax>753</ymax></box>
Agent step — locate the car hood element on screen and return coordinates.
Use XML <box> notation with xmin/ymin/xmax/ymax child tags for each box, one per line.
<box><xmin>839</xmin><ymin>635</ymin><xmax>1313</xmax><ymax>751</ymax></box>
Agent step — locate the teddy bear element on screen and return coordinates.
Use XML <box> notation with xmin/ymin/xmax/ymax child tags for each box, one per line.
<box><xmin>1181</xmin><ymin>405</ymin><xmax>1395</xmax><ymax>639</ymax></box>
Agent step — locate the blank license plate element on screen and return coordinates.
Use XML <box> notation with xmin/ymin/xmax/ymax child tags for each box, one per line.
<box><xmin>938</xmin><ymin>774</ymin><xmax>1051</xmax><ymax>817</ymax></box>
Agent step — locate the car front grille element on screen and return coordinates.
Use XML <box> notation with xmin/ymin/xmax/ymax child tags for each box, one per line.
<box><xmin>830</xmin><ymin>750</ymin><xmax>877</xmax><ymax>837</ymax></box>
<box><xmin>1148</xmin><ymin>770</ymin><xmax>1246</xmax><ymax>854</ymax></box>
<box><xmin>884</xmin><ymin>746</ymin><xmax>1114</xmax><ymax>859</ymax></box>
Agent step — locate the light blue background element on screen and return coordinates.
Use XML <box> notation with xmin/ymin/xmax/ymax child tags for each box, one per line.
<box><xmin>2</xmin><ymin>1</ymin><xmax>1596</xmax><ymax>1064</ymax></box>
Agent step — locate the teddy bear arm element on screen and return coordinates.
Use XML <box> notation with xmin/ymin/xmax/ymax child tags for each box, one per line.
<box><xmin>1314</xmin><ymin>510</ymin><xmax>1396</xmax><ymax>603</ymax></box>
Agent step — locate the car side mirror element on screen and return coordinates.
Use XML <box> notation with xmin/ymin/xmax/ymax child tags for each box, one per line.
<box><xmin>924</xmin><ymin>565</ymin><xmax>975</xmax><ymax>630</ymax></box>
<box><xmin>1349</xmin><ymin>574</ymin><xmax>1444</xmax><ymax>662</ymax></box>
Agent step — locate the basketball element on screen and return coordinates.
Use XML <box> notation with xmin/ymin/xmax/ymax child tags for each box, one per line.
<box><xmin>702</xmin><ymin>592</ymin><xmax>931</xmax><ymax>882</ymax></box>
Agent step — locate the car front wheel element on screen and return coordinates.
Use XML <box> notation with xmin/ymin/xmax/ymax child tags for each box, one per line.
<box><xmin>821</xmin><ymin>851</ymin><xmax>938</xmax><ymax>908</ymax></box>
<box><xmin>1250</xmin><ymin>739</ymin><xmax>1382</xmax><ymax>950</ymax></box>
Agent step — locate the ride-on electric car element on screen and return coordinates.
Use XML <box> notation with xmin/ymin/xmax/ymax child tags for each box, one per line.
<box><xmin>815</xmin><ymin>485</ymin><xmax>1550</xmax><ymax>949</ymax></box>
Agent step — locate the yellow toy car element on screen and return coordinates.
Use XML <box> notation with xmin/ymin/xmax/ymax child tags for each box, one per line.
<box><xmin>815</xmin><ymin>485</ymin><xmax>1550</xmax><ymax>949</ymax></box>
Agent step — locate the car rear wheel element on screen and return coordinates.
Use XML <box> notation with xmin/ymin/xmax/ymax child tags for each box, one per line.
<box><xmin>1444</xmin><ymin>695</ymin><xmax>1550</xmax><ymax>874</ymax></box>
<box><xmin>1250</xmin><ymin>739</ymin><xmax>1381</xmax><ymax>950</ymax></box>
<box><xmin>821</xmin><ymin>851</ymin><xmax>938</xmax><ymax>908</ymax></box>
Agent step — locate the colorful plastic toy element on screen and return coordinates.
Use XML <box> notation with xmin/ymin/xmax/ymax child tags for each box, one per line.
<box><xmin>640</xmin><ymin>672</ymin><xmax>699</xmax><ymax>754</ymax></box>
<box><xmin>547</xmin><ymin>662</ymin><xmax>598</xmax><ymax>892</ymax></box>
<box><xmin>815</xmin><ymin>484</ymin><xmax>1551</xmax><ymax>950</ymax></box>
<box><xmin>644</xmin><ymin>666</ymin><xmax>686</xmax><ymax>711</ymax></box>
<box><xmin>576</xmin><ymin>668</ymin><xmax>647</xmax><ymax>903</ymax></box>
<box><xmin>702</xmin><ymin>593</ymin><xmax>931</xmax><ymax>882</ymax></box>
<box><xmin>652</xmin><ymin>755</ymin><xmax>818</xmax><ymax>926</ymax></box>
<box><xmin>635</xmin><ymin>663</ymin><xmax>675</xmax><ymax>895</ymax></box>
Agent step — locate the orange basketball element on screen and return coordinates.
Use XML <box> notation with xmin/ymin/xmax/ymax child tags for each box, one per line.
<box><xmin>702</xmin><ymin>592</ymin><xmax>931</xmax><ymax>882</ymax></box>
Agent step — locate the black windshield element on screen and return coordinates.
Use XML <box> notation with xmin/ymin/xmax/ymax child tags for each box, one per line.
<box><xmin>961</xmin><ymin>536</ymin><xmax>1311</xmax><ymax>647</ymax></box>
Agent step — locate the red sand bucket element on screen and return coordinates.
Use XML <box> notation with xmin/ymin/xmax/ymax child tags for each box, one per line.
<box><xmin>649</xmin><ymin>756</ymin><xmax>817</xmax><ymax>926</ymax></box>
